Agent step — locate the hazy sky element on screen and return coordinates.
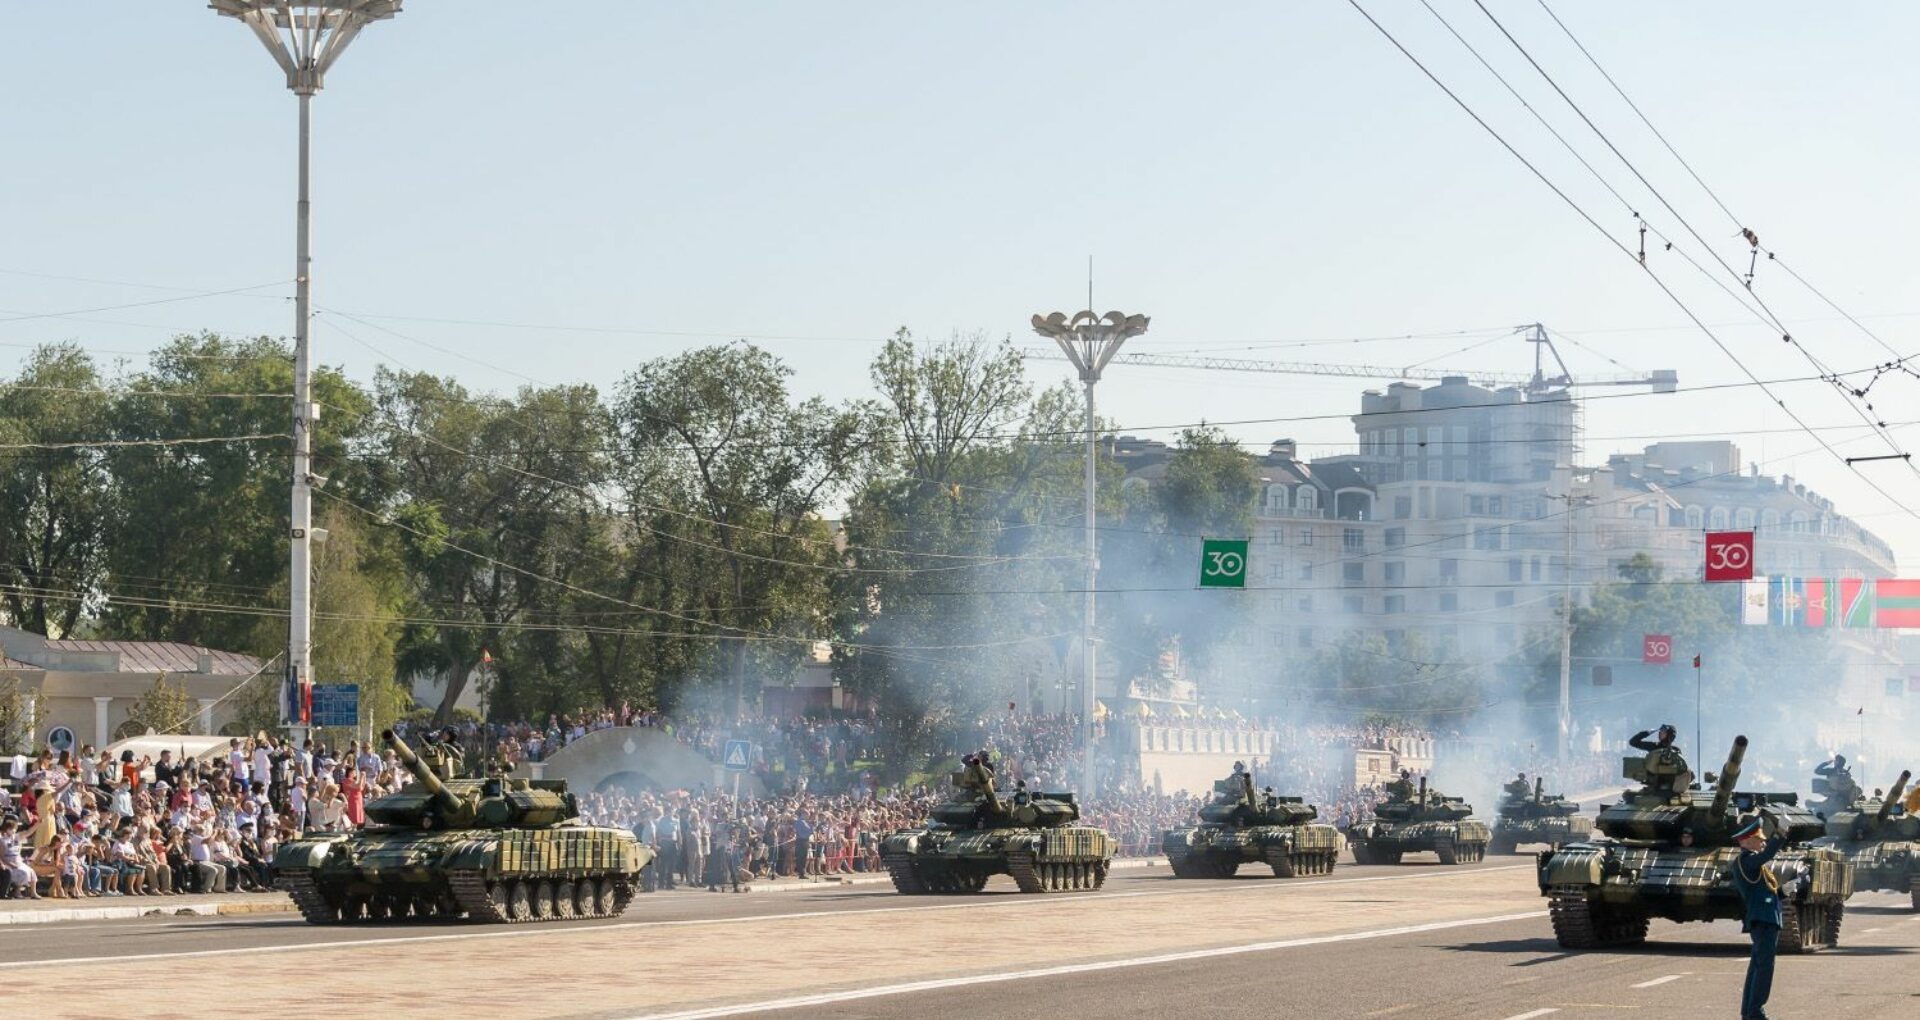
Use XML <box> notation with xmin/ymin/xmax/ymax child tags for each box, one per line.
<box><xmin>5</xmin><ymin>2</ymin><xmax>1920</xmax><ymax>567</ymax></box>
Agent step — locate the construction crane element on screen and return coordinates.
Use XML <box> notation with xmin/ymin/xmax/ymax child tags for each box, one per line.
<box><xmin>1028</xmin><ymin>323</ymin><xmax>1676</xmax><ymax>396</ymax></box>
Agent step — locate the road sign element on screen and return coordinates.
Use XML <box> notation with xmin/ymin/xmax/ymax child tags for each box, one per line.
<box><xmin>723</xmin><ymin>739</ymin><xmax>752</xmax><ymax>773</ymax></box>
<box><xmin>310</xmin><ymin>684</ymin><xmax>360</xmax><ymax>728</ymax></box>
<box><xmin>1642</xmin><ymin>634</ymin><xmax>1672</xmax><ymax>665</ymax></box>
<box><xmin>1199</xmin><ymin>538</ymin><xmax>1248</xmax><ymax>588</ymax></box>
<box><xmin>1704</xmin><ymin>530</ymin><xmax>1754</xmax><ymax>582</ymax></box>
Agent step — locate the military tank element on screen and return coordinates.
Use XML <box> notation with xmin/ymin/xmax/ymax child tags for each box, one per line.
<box><xmin>273</xmin><ymin>730</ymin><xmax>654</xmax><ymax>924</ymax></box>
<box><xmin>880</xmin><ymin>771</ymin><xmax>1114</xmax><ymax>894</ymax></box>
<box><xmin>1161</xmin><ymin>775</ymin><xmax>1339</xmax><ymax>878</ymax></box>
<box><xmin>1345</xmin><ymin>776</ymin><xmax>1491</xmax><ymax>864</ymax></box>
<box><xmin>1813</xmin><ymin>769</ymin><xmax>1919</xmax><ymax>911</ymax></box>
<box><xmin>1537</xmin><ymin>735</ymin><xmax>1853</xmax><ymax>952</ymax></box>
<box><xmin>1490</xmin><ymin>777</ymin><xmax>1594</xmax><ymax>854</ymax></box>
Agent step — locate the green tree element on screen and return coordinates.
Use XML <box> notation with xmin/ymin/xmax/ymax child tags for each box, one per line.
<box><xmin>99</xmin><ymin>333</ymin><xmax>374</xmax><ymax>652</ymax></box>
<box><xmin>0</xmin><ymin>676</ymin><xmax>40</xmax><ymax>753</ymax></box>
<box><xmin>610</xmin><ymin>343</ymin><xmax>884</xmax><ymax>715</ymax></box>
<box><xmin>1299</xmin><ymin>630</ymin><xmax>1487</xmax><ymax>724</ymax></box>
<box><xmin>0</xmin><ymin>344</ymin><xmax>114</xmax><ymax>636</ymax></box>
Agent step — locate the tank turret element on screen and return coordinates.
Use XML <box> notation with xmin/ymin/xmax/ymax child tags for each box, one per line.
<box><xmin>367</xmin><ymin>730</ymin><xmax>577</xmax><ymax>830</ymax></box>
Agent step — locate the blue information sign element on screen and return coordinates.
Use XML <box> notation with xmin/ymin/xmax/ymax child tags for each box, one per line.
<box><xmin>310</xmin><ymin>684</ymin><xmax>360</xmax><ymax>728</ymax></box>
<box><xmin>723</xmin><ymin>739</ymin><xmax>752</xmax><ymax>773</ymax></box>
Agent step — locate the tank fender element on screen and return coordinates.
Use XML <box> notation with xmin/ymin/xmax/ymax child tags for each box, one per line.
<box><xmin>273</xmin><ymin>837</ymin><xmax>346</xmax><ymax>871</ymax></box>
<box><xmin>444</xmin><ymin>837</ymin><xmax>495</xmax><ymax>872</ymax></box>
<box><xmin>1539</xmin><ymin>844</ymin><xmax>1606</xmax><ymax>887</ymax></box>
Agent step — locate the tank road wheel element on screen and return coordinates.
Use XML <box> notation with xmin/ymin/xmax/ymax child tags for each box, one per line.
<box><xmin>553</xmin><ymin>880</ymin><xmax>578</xmax><ymax>920</ymax></box>
<box><xmin>1821</xmin><ymin>900</ymin><xmax>1844</xmax><ymax>948</ymax></box>
<box><xmin>366</xmin><ymin>895</ymin><xmax>392</xmax><ymax>921</ymax></box>
<box><xmin>489</xmin><ymin>881</ymin><xmax>512</xmax><ymax>920</ymax></box>
<box><xmin>529</xmin><ymin>881</ymin><xmax>555</xmax><ymax>921</ymax></box>
<box><xmin>571</xmin><ymin>880</ymin><xmax>596</xmax><ymax>918</ymax></box>
<box><xmin>1910</xmin><ymin>876</ymin><xmax>1919</xmax><ymax>912</ymax></box>
<box><xmin>506</xmin><ymin>880</ymin><xmax>532</xmax><ymax>922</ymax></box>
<box><xmin>1093</xmin><ymin>861</ymin><xmax>1109</xmax><ymax>889</ymax></box>
<box><xmin>586</xmin><ymin>877</ymin><xmax>611</xmax><ymax>917</ymax></box>
<box><xmin>341</xmin><ymin>895</ymin><xmax>370</xmax><ymax>922</ymax></box>
<box><xmin>1435</xmin><ymin>840</ymin><xmax>1459</xmax><ymax>866</ymax></box>
<box><xmin>1322</xmin><ymin>851</ymin><xmax>1339</xmax><ymax>875</ymax></box>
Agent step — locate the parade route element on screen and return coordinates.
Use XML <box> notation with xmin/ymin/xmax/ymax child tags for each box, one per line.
<box><xmin>5</xmin><ymin>861</ymin><xmax>1914</xmax><ymax>1019</ymax></box>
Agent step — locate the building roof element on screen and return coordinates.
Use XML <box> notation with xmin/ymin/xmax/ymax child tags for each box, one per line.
<box><xmin>40</xmin><ymin>639</ymin><xmax>263</xmax><ymax>676</ymax></box>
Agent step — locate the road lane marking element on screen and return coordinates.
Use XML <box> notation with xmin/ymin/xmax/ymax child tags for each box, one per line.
<box><xmin>622</xmin><ymin>911</ymin><xmax>1549</xmax><ymax>1020</ymax></box>
<box><xmin>1860</xmin><ymin>927</ymin><xmax>1882</xmax><ymax>934</ymax></box>
<box><xmin>1498</xmin><ymin>1010</ymin><xmax>1558</xmax><ymax>1020</ymax></box>
<box><xmin>1362</xmin><ymin>1004</ymin><xmax>1418</xmax><ymax>1017</ymax></box>
<box><xmin>1629</xmin><ymin>974</ymin><xmax>1685</xmax><ymax>988</ymax></box>
<box><xmin>2</xmin><ymin>865</ymin><xmax>1533</xmax><ymax>970</ymax></box>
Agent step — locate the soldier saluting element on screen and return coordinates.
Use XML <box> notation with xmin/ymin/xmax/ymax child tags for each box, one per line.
<box><xmin>1628</xmin><ymin>724</ymin><xmax>1693</xmax><ymax>796</ymax></box>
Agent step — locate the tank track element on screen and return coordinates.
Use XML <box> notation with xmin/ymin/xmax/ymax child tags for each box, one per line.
<box><xmin>1266</xmin><ymin>847</ymin><xmax>1336</xmax><ymax>878</ymax></box>
<box><xmin>1546</xmin><ymin>886</ymin><xmax>1648</xmax><ymax>948</ymax></box>
<box><xmin>1911</xmin><ymin>875</ymin><xmax>1919</xmax><ymax>912</ymax></box>
<box><xmin>278</xmin><ymin>871</ymin><xmax>341</xmax><ymax>924</ymax></box>
<box><xmin>1776</xmin><ymin>898</ymin><xmax>1842</xmax><ymax>954</ymax></box>
<box><xmin>441</xmin><ymin>869</ymin><xmax>634</xmax><ymax>924</ymax></box>
<box><xmin>1006</xmin><ymin>851</ymin><xmax>1109</xmax><ymax>893</ymax></box>
<box><xmin>882</xmin><ymin>850</ymin><xmax>930</xmax><ymax>894</ymax></box>
<box><xmin>1435</xmin><ymin>839</ymin><xmax>1487</xmax><ymax>865</ymax></box>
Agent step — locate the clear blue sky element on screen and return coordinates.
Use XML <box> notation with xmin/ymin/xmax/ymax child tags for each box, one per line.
<box><xmin>4</xmin><ymin>2</ymin><xmax>1919</xmax><ymax>566</ymax></box>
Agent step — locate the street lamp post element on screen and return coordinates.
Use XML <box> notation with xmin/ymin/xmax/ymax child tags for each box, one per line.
<box><xmin>1030</xmin><ymin>310</ymin><xmax>1150</xmax><ymax>798</ymax></box>
<box><xmin>212</xmin><ymin>2</ymin><xmax>401</xmax><ymax>741</ymax></box>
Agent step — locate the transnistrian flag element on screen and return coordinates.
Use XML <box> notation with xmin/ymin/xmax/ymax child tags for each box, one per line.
<box><xmin>1874</xmin><ymin>578</ymin><xmax>1920</xmax><ymax>628</ymax></box>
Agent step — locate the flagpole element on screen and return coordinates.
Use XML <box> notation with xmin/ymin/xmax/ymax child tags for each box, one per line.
<box><xmin>1695</xmin><ymin>654</ymin><xmax>1703</xmax><ymax>763</ymax></box>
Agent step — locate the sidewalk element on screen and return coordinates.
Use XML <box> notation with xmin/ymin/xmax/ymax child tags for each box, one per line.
<box><xmin>0</xmin><ymin>891</ymin><xmax>293</xmax><ymax>926</ymax></box>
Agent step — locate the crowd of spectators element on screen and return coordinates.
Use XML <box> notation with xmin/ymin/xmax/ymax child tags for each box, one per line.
<box><xmin>1</xmin><ymin>733</ymin><xmax>414</xmax><ymax>901</ymax></box>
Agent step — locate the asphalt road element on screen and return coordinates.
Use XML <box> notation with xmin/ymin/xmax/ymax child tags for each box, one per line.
<box><xmin>3</xmin><ymin>858</ymin><xmax>1914</xmax><ymax>1020</ymax></box>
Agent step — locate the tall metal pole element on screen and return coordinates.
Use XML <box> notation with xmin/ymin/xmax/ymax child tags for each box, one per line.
<box><xmin>213</xmin><ymin>0</ymin><xmax>402</xmax><ymax>742</ymax></box>
<box><xmin>1030</xmin><ymin>310</ymin><xmax>1149</xmax><ymax>800</ymax></box>
<box><xmin>290</xmin><ymin>89</ymin><xmax>315</xmax><ymax>749</ymax></box>
<box><xmin>1081</xmin><ymin>374</ymin><xmax>1098</xmax><ymax>797</ymax></box>
<box><xmin>1557</xmin><ymin>497</ymin><xmax>1574</xmax><ymax>760</ymax></box>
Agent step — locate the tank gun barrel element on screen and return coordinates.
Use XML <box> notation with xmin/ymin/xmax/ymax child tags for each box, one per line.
<box><xmin>1534</xmin><ymin>777</ymin><xmax>1544</xmax><ymax>804</ymax></box>
<box><xmin>1708</xmin><ymin>735</ymin><xmax>1747</xmax><ymax>825</ymax></box>
<box><xmin>1878</xmin><ymin>770</ymin><xmax>1912</xmax><ymax>824</ymax></box>
<box><xmin>383</xmin><ymin>729</ymin><xmax>465</xmax><ymax>819</ymax></box>
<box><xmin>1418</xmin><ymin>775</ymin><xmax>1428</xmax><ymax>805</ymax></box>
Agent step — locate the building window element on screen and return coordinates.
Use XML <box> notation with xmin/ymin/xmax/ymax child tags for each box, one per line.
<box><xmin>1385</xmin><ymin>527</ymin><xmax>1405</xmax><ymax>547</ymax></box>
<box><xmin>1760</xmin><ymin>508</ymin><xmax>1780</xmax><ymax>531</ymax></box>
<box><xmin>1385</xmin><ymin>561</ymin><xmax>1406</xmax><ymax>583</ymax></box>
<box><xmin>1344</xmin><ymin>528</ymin><xmax>1365</xmax><ymax>550</ymax></box>
<box><xmin>1343</xmin><ymin>562</ymin><xmax>1365</xmax><ymax>585</ymax></box>
<box><xmin>1451</xmin><ymin>459</ymin><xmax>1468</xmax><ymax>482</ymax></box>
<box><xmin>1426</xmin><ymin>426</ymin><xmax>1443</xmax><ymax>456</ymax></box>
<box><xmin>1343</xmin><ymin>595</ymin><xmax>1365</xmax><ymax>613</ymax></box>
<box><xmin>1469</xmin><ymin>495</ymin><xmax>1486</xmax><ymax>516</ymax></box>
<box><xmin>1686</xmin><ymin>505</ymin><xmax>1704</xmax><ymax>529</ymax></box>
<box><xmin>1384</xmin><ymin>595</ymin><xmax>1406</xmax><ymax>614</ymax></box>
<box><xmin>1709</xmin><ymin>506</ymin><xmax>1730</xmax><ymax>530</ymax></box>
<box><xmin>1440</xmin><ymin>558</ymin><xmax>1459</xmax><ymax>581</ymax></box>
<box><xmin>1530</xmin><ymin>557</ymin><xmax>1542</xmax><ymax>582</ymax></box>
<box><xmin>1393</xmin><ymin>496</ymin><xmax>1412</xmax><ymax>520</ymax></box>
<box><xmin>1439</xmin><ymin>592</ymin><xmax>1458</xmax><ymax>612</ymax></box>
<box><xmin>1488</xmin><ymin>495</ymin><xmax>1503</xmax><ymax>516</ymax></box>
<box><xmin>1266</xmin><ymin>485</ymin><xmax>1290</xmax><ymax>512</ymax></box>
<box><xmin>1268</xmin><ymin>527</ymin><xmax>1286</xmax><ymax>546</ymax></box>
<box><xmin>1733</xmin><ymin>507</ymin><xmax>1754</xmax><ymax>530</ymax></box>
<box><xmin>1495</xmin><ymin>590</ymin><xmax>1516</xmax><ymax>608</ymax></box>
<box><xmin>1508</xmin><ymin>558</ymin><xmax>1524</xmax><ymax>582</ymax></box>
<box><xmin>1299</xmin><ymin>528</ymin><xmax>1314</xmax><ymax>546</ymax></box>
<box><xmin>1297</xmin><ymin>627</ymin><xmax>1313</xmax><ymax>648</ymax></box>
<box><xmin>1298</xmin><ymin>562</ymin><xmax>1314</xmax><ymax>581</ymax></box>
<box><xmin>1296</xmin><ymin>597</ymin><xmax>1313</xmax><ymax>613</ymax></box>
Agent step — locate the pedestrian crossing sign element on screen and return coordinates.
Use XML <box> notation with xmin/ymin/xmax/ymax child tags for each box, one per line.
<box><xmin>724</xmin><ymin>739</ymin><xmax>752</xmax><ymax>772</ymax></box>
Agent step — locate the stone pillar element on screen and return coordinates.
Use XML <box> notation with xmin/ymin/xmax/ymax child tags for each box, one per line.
<box><xmin>197</xmin><ymin>699</ymin><xmax>218</xmax><ymax>736</ymax></box>
<box><xmin>93</xmin><ymin>696</ymin><xmax>112</xmax><ymax>748</ymax></box>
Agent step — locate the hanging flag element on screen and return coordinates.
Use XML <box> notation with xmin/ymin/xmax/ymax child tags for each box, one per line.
<box><xmin>1692</xmin><ymin>654</ymin><xmax>1702</xmax><ymax>669</ymax></box>
<box><xmin>481</xmin><ymin>647</ymin><xmax>495</xmax><ymax>666</ymax></box>
<box><xmin>301</xmin><ymin>681</ymin><xmax>313</xmax><ymax>725</ymax></box>
<box><xmin>1769</xmin><ymin>576</ymin><xmax>1804</xmax><ymax>627</ymax></box>
<box><xmin>1704</xmin><ymin>531</ymin><xmax>1755</xmax><ymax>582</ymax></box>
<box><xmin>1874</xmin><ymin>578</ymin><xmax>1920</xmax><ymax>628</ymax></box>
<box><xmin>1741</xmin><ymin>579</ymin><xmax>1769</xmax><ymax>625</ymax></box>
<box><xmin>1857</xmin><ymin>706</ymin><xmax>1865</xmax><ymax>716</ymax></box>
<box><xmin>1840</xmin><ymin>578</ymin><xmax>1877</xmax><ymax>628</ymax></box>
<box><xmin>1802</xmin><ymin>578</ymin><xmax>1831</xmax><ymax>627</ymax></box>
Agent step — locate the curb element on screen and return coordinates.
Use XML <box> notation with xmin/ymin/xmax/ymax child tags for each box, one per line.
<box><xmin>0</xmin><ymin>897</ymin><xmax>295</xmax><ymax>926</ymax></box>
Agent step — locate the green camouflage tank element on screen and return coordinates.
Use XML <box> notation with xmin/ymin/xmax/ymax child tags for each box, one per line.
<box><xmin>1813</xmin><ymin>769</ymin><xmax>1918</xmax><ymax>911</ymax></box>
<box><xmin>273</xmin><ymin>730</ymin><xmax>654</xmax><ymax>924</ymax></box>
<box><xmin>1161</xmin><ymin>774</ymin><xmax>1339</xmax><ymax>878</ymax></box>
<box><xmin>1491</xmin><ymin>776</ymin><xmax>1595</xmax><ymax>854</ymax></box>
<box><xmin>1345</xmin><ymin>776</ymin><xmax>1491</xmax><ymax>864</ymax></box>
<box><xmin>1537</xmin><ymin>735</ymin><xmax>1853</xmax><ymax>952</ymax></box>
<box><xmin>880</xmin><ymin>771</ymin><xmax>1114</xmax><ymax>894</ymax></box>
